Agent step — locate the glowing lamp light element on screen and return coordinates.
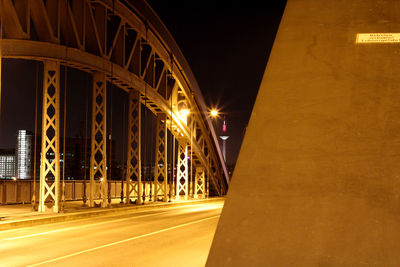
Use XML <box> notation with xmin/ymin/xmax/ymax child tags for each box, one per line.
<box><xmin>210</xmin><ymin>109</ymin><xmax>219</xmax><ymax>117</ymax></box>
<box><xmin>180</xmin><ymin>109</ymin><xmax>190</xmax><ymax>118</ymax></box>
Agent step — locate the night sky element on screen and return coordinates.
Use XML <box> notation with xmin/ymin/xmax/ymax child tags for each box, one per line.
<box><xmin>0</xmin><ymin>0</ymin><xmax>287</xmax><ymax>168</ymax></box>
<box><xmin>146</xmin><ymin>0</ymin><xmax>287</xmax><ymax>166</ymax></box>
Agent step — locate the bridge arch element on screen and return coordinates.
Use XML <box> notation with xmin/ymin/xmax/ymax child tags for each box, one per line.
<box><xmin>0</xmin><ymin>0</ymin><xmax>228</xmax><ymax>211</ymax></box>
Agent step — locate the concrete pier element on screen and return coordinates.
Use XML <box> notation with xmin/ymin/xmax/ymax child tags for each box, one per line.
<box><xmin>207</xmin><ymin>0</ymin><xmax>400</xmax><ymax>265</ymax></box>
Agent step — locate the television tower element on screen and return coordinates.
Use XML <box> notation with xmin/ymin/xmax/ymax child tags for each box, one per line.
<box><xmin>219</xmin><ymin>116</ymin><xmax>229</xmax><ymax>162</ymax></box>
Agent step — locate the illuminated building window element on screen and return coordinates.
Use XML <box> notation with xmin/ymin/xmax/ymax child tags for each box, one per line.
<box><xmin>16</xmin><ymin>130</ymin><xmax>33</xmax><ymax>179</ymax></box>
<box><xmin>0</xmin><ymin>153</ymin><xmax>16</xmax><ymax>179</ymax></box>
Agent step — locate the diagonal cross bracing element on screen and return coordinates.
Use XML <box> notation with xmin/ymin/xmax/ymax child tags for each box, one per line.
<box><xmin>0</xmin><ymin>0</ymin><xmax>229</xmax><ymax>199</ymax></box>
<box><xmin>176</xmin><ymin>141</ymin><xmax>188</xmax><ymax>200</ymax></box>
<box><xmin>125</xmin><ymin>90</ymin><xmax>142</xmax><ymax>204</ymax></box>
<box><xmin>89</xmin><ymin>73</ymin><xmax>108</xmax><ymax>208</ymax></box>
<box><xmin>194</xmin><ymin>166</ymin><xmax>205</xmax><ymax>199</ymax></box>
<box><xmin>153</xmin><ymin>114</ymin><xmax>168</xmax><ymax>202</ymax></box>
<box><xmin>39</xmin><ymin>61</ymin><xmax>60</xmax><ymax>213</ymax></box>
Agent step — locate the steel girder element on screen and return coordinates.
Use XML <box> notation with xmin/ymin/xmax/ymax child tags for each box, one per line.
<box><xmin>125</xmin><ymin>90</ymin><xmax>142</xmax><ymax>204</ymax></box>
<box><xmin>194</xmin><ymin>166</ymin><xmax>205</xmax><ymax>199</ymax></box>
<box><xmin>38</xmin><ymin>61</ymin><xmax>60</xmax><ymax>212</ymax></box>
<box><xmin>89</xmin><ymin>72</ymin><xmax>108</xmax><ymax>208</ymax></box>
<box><xmin>0</xmin><ymin>0</ymin><xmax>228</xmax><ymax>197</ymax></box>
<box><xmin>176</xmin><ymin>140</ymin><xmax>188</xmax><ymax>200</ymax></box>
<box><xmin>154</xmin><ymin>114</ymin><xmax>168</xmax><ymax>202</ymax></box>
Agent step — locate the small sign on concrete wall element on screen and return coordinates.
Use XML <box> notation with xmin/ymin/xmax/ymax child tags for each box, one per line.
<box><xmin>356</xmin><ymin>33</ymin><xmax>400</xmax><ymax>43</ymax></box>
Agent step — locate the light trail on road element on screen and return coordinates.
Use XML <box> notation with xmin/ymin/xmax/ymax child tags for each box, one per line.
<box><xmin>28</xmin><ymin>215</ymin><xmax>220</xmax><ymax>267</ymax></box>
<box><xmin>0</xmin><ymin>201</ymin><xmax>224</xmax><ymax>267</ymax></box>
<box><xmin>3</xmin><ymin>211</ymin><xmax>173</xmax><ymax>241</ymax></box>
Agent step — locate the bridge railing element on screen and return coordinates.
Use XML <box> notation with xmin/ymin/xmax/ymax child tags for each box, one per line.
<box><xmin>0</xmin><ymin>180</ymin><xmax>204</xmax><ymax>205</ymax></box>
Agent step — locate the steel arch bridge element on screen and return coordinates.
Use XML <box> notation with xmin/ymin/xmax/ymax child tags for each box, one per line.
<box><xmin>0</xmin><ymin>0</ymin><xmax>229</xmax><ymax>212</ymax></box>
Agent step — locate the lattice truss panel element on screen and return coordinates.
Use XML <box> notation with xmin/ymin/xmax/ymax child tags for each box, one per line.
<box><xmin>195</xmin><ymin>167</ymin><xmax>205</xmax><ymax>199</ymax></box>
<box><xmin>154</xmin><ymin>114</ymin><xmax>168</xmax><ymax>201</ymax></box>
<box><xmin>176</xmin><ymin>141</ymin><xmax>188</xmax><ymax>200</ymax></box>
<box><xmin>89</xmin><ymin>73</ymin><xmax>108</xmax><ymax>207</ymax></box>
<box><xmin>0</xmin><ymin>0</ymin><xmax>227</xmax><ymax>196</ymax></box>
<box><xmin>126</xmin><ymin>90</ymin><xmax>142</xmax><ymax>204</ymax></box>
<box><xmin>39</xmin><ymin>61</ymin><xmax>60</xmax><ymax>213</ymax></box>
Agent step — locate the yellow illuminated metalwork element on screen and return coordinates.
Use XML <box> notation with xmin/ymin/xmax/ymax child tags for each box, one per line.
<box><xmin>194</xmin><ymin>167</ymin><xmax>205</xmax><ymax>199</ymax></box>
<box><xmin>89</xmin><ymin>73</ymin><xmax>108</xmax><ymax>208</ymax></box>
<box><xmin>126</xmin><ymin>90</ymin><xmax>142</xmax><ymax>204</ymax></box>
<box><xmin>39</xmin><ymin>61</ymin><xmax>60</xmax><ymax>213</ymax></box>
<box><xmin>154</xmin><ymin>114</ymin><xmax>168</xmax><ymax>201</ymax></box>
<box><xmin>0</xmin><ymin>0</ymin><xmax>228</xmax><ymax>207</ymax></box>
<box><xmin>176</xmin><ymin>141</ymin><xmax>188</xmax><ymax>200</ymax></box>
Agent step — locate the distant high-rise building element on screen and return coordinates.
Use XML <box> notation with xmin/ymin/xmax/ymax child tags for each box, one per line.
<box><xmin>0</xmin><ymin>129</ymin><xmax>118</xmax><ymax>180</ymax></box>
<box><xmin>0</xmin><ymin>149</ymin><xmax>16</xmax><ymax>179</ymax></box>
<box><xmin>16</xmin><ymin>130</ymin><xmax>33</xmax><ymax>179</ymax></box>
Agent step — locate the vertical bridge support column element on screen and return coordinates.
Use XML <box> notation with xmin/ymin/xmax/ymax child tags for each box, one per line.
<box><xmin>39</xmin><ymin>61</ymin><xmax>60</xmax><ymax>213</ymax></box>
<box><xmin>206</xmin><ymin>156</ymin><xmax>210</xmax><ymax>198</ymax></box>
<box><xmin>153</xmin><ymin>114</ymin><xmax>168</xmax><ymax>202</ymax></box>
<box><xmin>194</xmin><ymin>167</ymin><xmax>205</xmax><ymax>199</ymax></box>
<box><xmin>89</xmin><ymin>73</ymin><xmax>108</xmax><ymax>208</ymax></box>
<box><xmin>176</xmin><ymin>140</ymin><xmax>188</xmax><ymax>200</ymax></box>
<box><xmin>126</xmin><ymin>90</ymin><xmax>142</xmax><ymax>204</ymax></box>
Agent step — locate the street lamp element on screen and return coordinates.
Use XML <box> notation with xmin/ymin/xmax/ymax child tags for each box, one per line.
<box><xmin>180</xmin><ymin>108</ymin><xmax>190</xmax><ymax>118</ymax></box>
<box><xmin>178</xmin><ymin>108</ymin><xmax>190</xmax><ymax>127</ymax></box>
<box><xmin>210</xmin><ymin>109</ymin><xmax>219</xmax><ymax>118</ymax></box>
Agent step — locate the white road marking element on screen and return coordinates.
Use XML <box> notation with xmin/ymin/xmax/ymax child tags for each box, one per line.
<box><xmin>3</xmin><ymin>211</ymin><xmax>169</xmax><ymax>241</ymax></box>
<box><xmin>27</xmin><ymin>215</ymin><xmax>220</xmax><ymax>267</ymax></box>
<box><xmin>2</xmin><ymin>203</ymin><xmax>222</xmax><ymax>241</ymax></box>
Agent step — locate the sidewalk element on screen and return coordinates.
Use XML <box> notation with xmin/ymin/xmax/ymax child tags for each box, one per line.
<box><xmin>0</xmin><ymin>197</ymin><xmax>225</xmax><ymax>230</ymax></box>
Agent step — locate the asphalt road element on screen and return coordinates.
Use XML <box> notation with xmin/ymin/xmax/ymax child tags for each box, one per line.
<box><xmin>0</xmin><ymin>201</ymin><xmax>224</xmax><ymax>267</ymax></box>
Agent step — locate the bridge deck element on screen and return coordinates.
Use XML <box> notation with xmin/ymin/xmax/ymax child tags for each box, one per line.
<box><xmin>0</xmin><ymin>198</ymin><xmax>224</xmax><ymax>231</ymax></box>
<box><xmin>0</xmin><ymin>199</ymin><xmax>224</xmax><ymax>266</ymax></box>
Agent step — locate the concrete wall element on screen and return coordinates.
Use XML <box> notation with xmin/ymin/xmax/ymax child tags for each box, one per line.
<box><xmin>207</xmin><ymin>0</ymin><xmax>400</xmax><ymax>265</ymax></box>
